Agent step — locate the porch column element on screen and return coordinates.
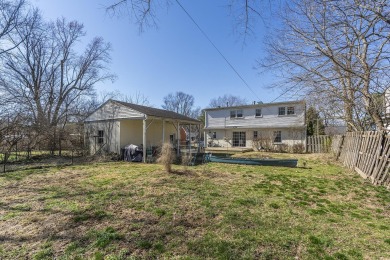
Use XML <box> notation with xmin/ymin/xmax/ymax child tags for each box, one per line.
<box><xmin>189</xmin><ymin>124</ymin><xmax>191</xmax><ymax>157</ymax></box>
<box><xmin>204</xmin><ymin>130</ymin><xmax>207</xmax><ymax>148</ymax></box>
<box><xmin>162</xmin><ymin>119</ymin><xmax>165</xmax><ymax>144</ymax></box>
<box><xmin>143</xmin><ymin>118</ymin><xmax>146</xmax><ymax>163</ymax></box>
<box><xmin>177</xmin><ymin>121</ymin><xmax>180</xmax><ymax>156</ymax></box>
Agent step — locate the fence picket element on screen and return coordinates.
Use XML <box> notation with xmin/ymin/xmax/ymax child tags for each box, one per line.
<box><xmin>334</xmin><ymin>131</ymin><xmax>389</xmax><ymax>189</ymax></box>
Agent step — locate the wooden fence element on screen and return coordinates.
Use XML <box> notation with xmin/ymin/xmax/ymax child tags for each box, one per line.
<box><xmin>332</xmin><ymin>131</ymin><xmax>390</xmax><ymax>189</ymax></box>
<box><xmin>306</xmin><ymin>135</ymin><xmax>331</xmax><ymax>153</ymax></box>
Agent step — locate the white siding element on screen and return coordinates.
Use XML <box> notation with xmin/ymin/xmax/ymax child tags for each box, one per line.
<box><xmin>206</xmin><ymin>102</ymin><xmax>305</xmax><ymax>129</ymax></box>
<box><xmin>206</xmin><ymin>128</ymin><xmax>306</xmax><ymax>150</ymax></box>
<box><xmin>85</xmin><ymin>120</ymin><xmax>121</xmax><ymax>154</ymax></box>
<box><xmin>85</xmin><ymin>100</ymin><xmax>144</xmax><ymax>122</ymax></box>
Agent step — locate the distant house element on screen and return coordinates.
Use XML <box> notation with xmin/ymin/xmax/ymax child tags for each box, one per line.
<box><xmin>203</xmin><ymin>100</ymin><xmax>306</xmax><ymax>151</ymax></box>
<box><xmin>84</xmin><ymin>100</ymin><xmax>200</xmax><ymax>161</ymax></box>
<box><xmin>385</xmin><ymin>88</ymin><xmax>390</xmax><ymax>130</ymax></box>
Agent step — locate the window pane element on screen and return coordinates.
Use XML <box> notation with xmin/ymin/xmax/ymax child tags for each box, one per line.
<box><xmin>255</xmin><ymin>108</ymin><xmax>262</xmax><ymax>117</ymax></box>
<box><xmin>233</xmin><ymin>131</ymin><xmax>246</xmax><ymax>147</ymax></box>
<box><xmin>98</xmin><ymin>130</ymin><xmax>104</xmax><ymax>144</ymax></box>
<box><xmin>212</xmin><ymin>132</ymin><xmax>216</xmax><ymax>139</ymax></box>
<box><xmin>273</xmin><ymin>131</ymin><xmax>281</xmax><ymax>143</ymax></box>
<box><xmin>287</xmin><ymin>106</ymin><xmax>295</xmax><ymax>115</ymax></box>
<box><xmin>237</xmin><ymin>109</ymin><xmax>243</xmax><ymax>118</ymax></box>
<box><xmin>278</xmin><ymin>107</ymin><xmax>285</xmax><ymax>115</ymax></box>
<box><xmin>230</xmin><ymin>110</ymin><xmax>236</xmax><ymax>118</ymax></box>
<box><xmin>253</xmin><ymin>131</ymin><xmax>258</xmax><ymax>139</ymax></box>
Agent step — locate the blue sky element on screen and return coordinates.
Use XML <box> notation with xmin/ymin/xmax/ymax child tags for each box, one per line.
<box><xmin>32</xmin><ymin>0</ymin><xmax>282</xmax><ymax>109</ymax></box>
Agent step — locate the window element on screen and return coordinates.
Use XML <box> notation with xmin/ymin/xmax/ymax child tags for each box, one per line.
<box><xmin>98</xmin><ymin>130</ymin><xmax>104</xmax><ymax>144</ymax></box>
<box><xmin>273</xmin><ymin>131</ymin><xmax>282</xmax><ymax>143</ymax></box>
<box><xmin>287</xmin><ymin>106</ymin><xmax>295</xmax><ymax>115</ymax></box>
<box><xmin>278</xmin><ymin>107</ymin><xmax>286</xmax><ymax>116</ymax></box>
<box><xmin>253</xmin><ymin>131</ymin><xmax>258</xmax><ymax>139</ymax></box>
<box><xmin>236</xmin><ymin>109</ymin><xmax>243</xmax><ymax>118</ymax></box>
<box><xmin>279</xmin><ymin>106</ymin><xmax>295</xmax><ymax>116</ymax></box>
<box><xmin>233</xmin><ymin>131</ymin><xmax>246</xmax><ymax>147</ymax></box>
<box><xmin>230</xmin><ymin>109</ymin><xmax>243</xmax><ymax>118</ymax></box>
<box><xmin>212</xmin><ymin>132</ymin><xmax>217</xmax><ymax>139</ymax></box>
<box><xmin>230</xmin><ymin>110</ymin><xmax>236</xmax><ymax>118</ymax></box>
<box><xmin>255</xmin><ymin>108</ymin><xmax>262</xmax><ymax>117</ymax></box>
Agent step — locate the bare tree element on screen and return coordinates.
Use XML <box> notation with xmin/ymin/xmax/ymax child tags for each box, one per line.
<box><xmin>0</xmin><ymin>0</ymin><xmax>27</xmax><ymax>55</ymax></box>
<box><xmin>0</xmin><ymin>109</ymin><xmax>26</xmax><ymax>163</ymax></box>
<box><xmin>260</xmin><ymin>0</ymin><xmax>390</xmax><ymax>131</ymax></box>
<box><xmin>0</xmin><ymin>12</ymin><xmax>114</xmax><ymax>152</ymax></box>
<box><xmin>162</xmin><ymin>91</ymin><xmax>200</xmax><ymax>118</ymax></box>
<box><xmin>106</xmin><ymin>0</ymin><xmax>170</xmax><ymax>33</ymax></box>
<box><xmin>208</xmin><ymin>94</ymin><xmax>248</xmax><ymax>108</ymax></box>
<box><xmin>105</xmin><ymin>0</ymin><xmax>268</xmax><ymax>37</ymax></box>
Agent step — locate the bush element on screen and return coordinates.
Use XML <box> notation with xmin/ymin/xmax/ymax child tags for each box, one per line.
<box><xmin>157</xmin><ymin>143</ymin><xmax>176</xmax><ymax>173</ymax></box>
<box><xmin>292</xmin><ymin>143</ymin><xmax>305</xmax><ymax>153</ymax></box>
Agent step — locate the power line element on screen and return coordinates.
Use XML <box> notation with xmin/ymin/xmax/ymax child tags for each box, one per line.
<box><xmin>175</xmin><ymin>0</ymin><xmax>260</xmax><ymax>101</ymax></box>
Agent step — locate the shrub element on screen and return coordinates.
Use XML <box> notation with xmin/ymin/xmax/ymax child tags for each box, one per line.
<box><xmin>157</xmin><ymin>143</ymin><xmax>176</xmax><ymax>173</ymax></box>
<box><xmin>292</xmin><ymin>143</ymin><xmax>305</xmax><ymax>153</ymax></box>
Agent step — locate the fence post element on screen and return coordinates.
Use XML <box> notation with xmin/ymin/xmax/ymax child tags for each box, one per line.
<box><xmin>3</xmin><ymin>152</ymin><xmax>7</xmax><ymax>173</ymax></box>
<box><xmin>336</xmin><ymin>135</ymin><xmax>344</xmax><ymax>160</ymax></box>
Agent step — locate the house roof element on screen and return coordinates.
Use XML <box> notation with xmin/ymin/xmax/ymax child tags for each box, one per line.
<box><xmin>112</xmin><ymin>100</ymin><xmax>200</xmax><ymax>123</ymax></box>
<box><xmin>203</xmin><ymin>100</ymin><xmax>305</xmax><ymax>111</ymax></box>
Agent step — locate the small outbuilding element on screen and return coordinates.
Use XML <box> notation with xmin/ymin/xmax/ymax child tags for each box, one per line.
<box><xmin>84</xmin><ymin>99</ymin><xmax>201</xmax><ymax>161</ymax></box>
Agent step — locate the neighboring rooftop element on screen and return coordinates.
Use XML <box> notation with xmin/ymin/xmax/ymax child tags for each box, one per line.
<box><xmin>203</xmin><ymin>100</ymin><xmax>305</xmax><ymax>111</ymax></box>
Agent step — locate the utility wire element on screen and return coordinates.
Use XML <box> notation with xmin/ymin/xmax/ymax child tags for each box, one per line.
<box><xmin>175</xmin><ymin>0</ymin><xmax>261</xmax><ymax>101</ymax></box>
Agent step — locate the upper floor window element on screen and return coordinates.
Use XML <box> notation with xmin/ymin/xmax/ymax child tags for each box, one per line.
<box><xmin>287</xmin><ymin>106</ymin><xmax>295</xmax><ymax>115</ymax></box>
<box><xmin>255</xmin><ymin>108</ymin><xmax>262</xmax><ymax>117</ymax></box>
<box><xmin>230</xmin><ymin>110</ymin><xmax>236</xmax><ymax>118</ymax></box>
<box><xmin>279</xmin><ymin>106</ymin><xmax>295</xmax><ymax>116</ymax></box>
<box><xmin>278</xmin><ymin>107</ymin><xmax>286</xmax><ymax>116</ymax></box>
<box><xmin>230</xmin><ymin>109</ymin><xmax>243</xmax><ymax>118</ymax></box>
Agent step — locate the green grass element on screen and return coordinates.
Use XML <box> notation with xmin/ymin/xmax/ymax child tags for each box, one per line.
<box><xmin>0</xmin><ymin>153</ymin><xmax>389</xmax><ymax>259</ymax></box>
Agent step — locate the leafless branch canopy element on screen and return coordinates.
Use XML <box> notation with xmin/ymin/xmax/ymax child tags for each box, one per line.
<box><xmin>106</xmin><ymin>0</ymin><xmax>171</xmax><ymax>33</ymax></box>
<box><xmin>0</xmin><ymin>0</ymin><xmax>27</xmax><ymax>55</ymax></box>
<box><xmin>259</xmin><ymin>0</ymin><xmax>390</xmax><ymax>131</ymax></box>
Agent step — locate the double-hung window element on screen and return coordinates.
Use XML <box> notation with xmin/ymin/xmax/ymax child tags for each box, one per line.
<box><xmin>287</xmin><ymin>106</ymin><xmax>295</xmax><ymax>115</ymax></box>
<box><xmin>230</xmin><ymin>109</ymin><xmax>243</xmax><ymax>118</ymax></box>
<box><xmin>273</xmin><ymin>131</ymin><xmax>282</xmax><ymax>143</ymax></box>
<box><xmin>279</xmin><ymin>106</ymin><xmax>295</xmax><ymax>116</ymax></box>
<box><xmin>278</xmin><ymin>107</ymin><xmax>286</xmax><ymax>116</ymax></box>
<box><xmin>255</xmin><ymin>108</ymin><xmax>262</xmax><ymax>117</ymax></box>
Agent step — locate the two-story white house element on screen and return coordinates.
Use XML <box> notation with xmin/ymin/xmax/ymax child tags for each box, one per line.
<box><xmin>204</xmin><ymin>100</ymin><xmax>306</xmax><ymax>151</ymax></box>
<box><xmin>385</xmin><ymin>88</ymin><xmax>390</xmax><ymax>130</ymax></box>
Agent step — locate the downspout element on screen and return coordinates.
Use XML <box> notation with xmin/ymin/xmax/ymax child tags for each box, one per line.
<box><xmin>143</xmin><ymin>116</ymin><xmax>147</xmax><ymax>163</ymax></box>
<box><xmin>177</xmin><ymin>121</ymin><xmax>180</xmax><ymax>157</ymax></box>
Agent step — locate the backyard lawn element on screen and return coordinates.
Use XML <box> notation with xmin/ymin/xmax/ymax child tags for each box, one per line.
<box><xmin>0</xmin><ymin>153</ymin><xmax>389</xmax><ymax>259</ymax></box>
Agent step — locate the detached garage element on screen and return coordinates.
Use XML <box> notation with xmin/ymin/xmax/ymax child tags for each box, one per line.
<box><xmin>84</xmin><ymin>99</ymin><xmax>201</xmax><ymax>161</ymax></box>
